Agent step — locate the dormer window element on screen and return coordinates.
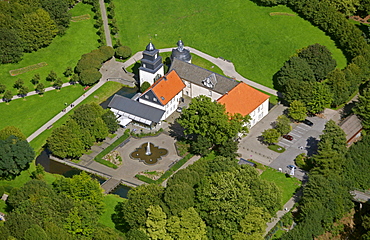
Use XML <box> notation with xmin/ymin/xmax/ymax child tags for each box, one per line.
<box><xmin>161</xmin><ymin>96</ymin><xmax>165</xmax><ymax>100</ymax></box>
<box><xmin>202</xmin><ymin>73</ymin><xmax>217</xmax><ymax>89</ymax></box>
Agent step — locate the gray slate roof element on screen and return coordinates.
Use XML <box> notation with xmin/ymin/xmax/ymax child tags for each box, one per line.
<box><xmin>339</xmin><ymin>114</ymin><xmax>362</xmax><ymax>142</ymax></box>
<box><xmin>108</xmin><ymin>94</ymin><xmax>164</xmax><ymax>123</ymax></box>
<box><xmin>170</xmin><ymin>58</ymin><xmax>238</xmax><ymax>95</ymax></box>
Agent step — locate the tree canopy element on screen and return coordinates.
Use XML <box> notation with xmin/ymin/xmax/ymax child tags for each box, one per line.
<box><xmin>0</xmin><ymin>135</ymin><xmax>34</xmax><ymax>179</ymax></box>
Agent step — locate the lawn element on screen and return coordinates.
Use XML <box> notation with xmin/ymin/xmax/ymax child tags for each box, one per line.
<box><xmin>115</xmin><ymin>0</ymin><xmax>346</xmax><ymax>88</ymax></box>
<box><xmin>0</xmin><ymin>3</ymin><xmax>99</xmax><ymax>96</ymax></box>
<box><xmin>260</xmin><ymin>167</ymin><xmax>301</xmax><ymax>205</ymax></box>
<box><xmin>29</xmin><ymin>81</ymin><xmax>124</xmax><ymax>154</ymax></box>
<box><xmin>99</xmin><ymin>194</ymin><xmax>126</xmax><ymax>228</ymax></box>
<box><xmin>0</xmin><ymin>85</ymin><xmax>85</xmax><ymax>137</ymax></box>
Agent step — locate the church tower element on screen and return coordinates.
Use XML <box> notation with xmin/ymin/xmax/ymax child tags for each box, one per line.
<box><xmin>139</xmin><ymin>42</ymin><xmax>164</xmax><ymax>86</ymax></box>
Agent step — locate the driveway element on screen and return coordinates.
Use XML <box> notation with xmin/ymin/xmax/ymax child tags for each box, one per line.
<box><xmin>269</xmin><ymin>116</ymin><xmax>328</xmax><ymax>180</ymax></box>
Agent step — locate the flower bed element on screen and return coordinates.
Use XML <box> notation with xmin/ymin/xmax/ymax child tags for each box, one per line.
<box><xmin>9</xmin><ymin>62</ymin><xmax>48</xmax><ymax>76</ymax></box>
<box><xmin>71</xmin><ymin>14</ymin><xmax>91</xmax><ymax>22</ymax></box>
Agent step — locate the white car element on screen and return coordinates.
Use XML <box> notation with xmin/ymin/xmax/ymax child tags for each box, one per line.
<box><xmin>176</xmin><ymin>107</ymin><xmax>183</xmax><ymax>113</ymax></box>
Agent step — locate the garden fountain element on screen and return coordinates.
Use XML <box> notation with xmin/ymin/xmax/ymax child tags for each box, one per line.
<box><xmin>130</xmin><ymin>142</ymin><xmax>168</xmax><ymax>165</ymax></box>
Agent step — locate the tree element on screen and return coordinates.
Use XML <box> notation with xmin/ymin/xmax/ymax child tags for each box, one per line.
<box><xmin>71</xmin><ymin>103</ymin><xmax>105</xmax><ymax>132</ymax></box>
<box><xmin>354</xmin><ymin>87</ymin><xmax>370</xmax><ymax>130</ymax></box>
<box><xmin>3</xmin><ymin>90</ymin><xmax>13</xmax><ymax>102</ymax></box>
<box><xmin>326</xmin><ymin>0</ymin><xmax>360</xmax><ymax>16</ymax></box>
<box><xmin>63</xmin><ymin>66</ymin><xmax>73</xmax><ymax>77</ymax></box>
<box><xmin>115</xmin><ymin>46</ymin><xmax>132</xmax><ymax>59</ymax></box>
<box><xmin>40</xmin><ymin>0</ymin><xmax>71</xmax><ymax>35</ymax></box>
<box><xmin>191</xmin><ymin>135</ymin><xmax>212</xmax><ymax>156</ymax></box>
<box><xmin>327</xmin><ymin>68</ymin><xmax>349</xmax><ymax>107</ymax></box>
<box><xmin>36</xmin><ymin>83</ymin><xmax>45</xmax><ymax>94</ymax></box>
<box><xmin>178</xmin><ymin>95</ymin><xmax>246</xmax><ymax>147</ymax></box>
<box><xmin>24</xmin><ymin>224</ymin><xmax>48</xmax><ymax>240</ymax></box>
<box><xmin>0</xmin><ymin>126</ymin><xmax>26</xmax><ymax>140</ymax></box>
<box><xmin>79</xmin><ymin>68</ymin><xmax>102</xmax><ymax>86</ymax></box>
<box><xmin>233</xmin><ymin>207</ymin><xmax>269</xmax><ymax>240</ymax></box>
<box><xmin>99</xmin><ymin>46</ymin><xmax>115</xmax><ymax>62</ymax></box>
<box><xmin>113</xmin><ymin>184</ymin><xmax>164</xmax><ymax>229</ymax></box>
<box><xmin>166</xmin><ymin>168</ymin><xmax>200</xmax><ymax>188</ymax></box>
<box><xmin>64</xmin><ymin>203</ymin><xmax>99</xmax><ymax>237</ymax></box>
<box><xmin>70</xmin><ymin>74</ymin><xmax>79</xmax><ymax>84</ymax></box>
<box><xmin>17</xmin><ymin>8</ymin><xmax>58</xmax><ymax>52</ymax></box>
<box><xmin>53</xmin><ymin>172</ymin><xmax>104</xmax><ymax>213</ymax></box>
<box><xmin>46</xmin><ymin>70</ymin><xmax>58</xmax><ymax>82</ymax></box>
<box><xmin>283</xmin><ymin>79</ymin><xmax>314</xmax><ymax>106</ymax></box>
<box><xmin>0</xmin><ymin>136</ymin><xmax>35</xmax><ymax>179</ymax></box>
<box><xmin>0</xmin><ymin>28</ymin><xmax>24</xmax><ymax>63</ymax></box>
<box><xmin>288</xmin><ymin>100</ymin><xmax>307</xmax><ymax>121</ymax></box>
<box><xmin>144</xmin><ymin>205</ymin><xmax>171</xmax><ymax>240</ymax></box>
<box><xmin>53</xmin><ymin>78</ymin><xmax>63</xmax><ymax>89</ymax></box>
<box><xmin>0</xmin><ymin>84</ymin><xmax>6</xmax><ymax>94</ymax></box>
<box><xmin>275</xmin><ymin>115</ymin><xmax>292</xmax><ymax>135</ymax></box>
<box><xmin>18</xmin><ymin>86</ymin><xmax>29</xmax><ymax>97</ymax></box>
<box><xmin>47</xmin><ymin>125</ymin><xmax>85</xmax><ymax>159</ymax></box>
<box><xmin>306</xmin><ymin>83</ymin><xmax>332</xmax><ymax>113</ymax></box>
<box><xmin>164</xmin><ymin>183</ymin><xmax>195</xmax><ymax>216</ymax></box>
<box><xmin>275</xmin><ymin>56</ymin><xmax>315</xmax><ymax>91</ymax></box>
<box><xmin>102</xmin><ymin>110</ymin><xmax>119</xmax><ymax>133</ymax></box>
<box><xmin>13</xmin><ymin>78</ymin><xmax>24</xmax><ymax>89</ymax></box>
<box><xmin>126</xmin><ymin>229</ymin><xmax>148</xmax><ymax>240</ymax></box>
<box><xmin>140</xmin><ymin>81</ymin><xmax>151</xmax><ymax>93</ymax></box>
<box><xmin>31</xmin><ymin>73</ymin><xmax>40</xmax><ymax>85</ymax></box>
<box><xmin>261</xmin><ymin>128</ymin><xmax>280</xmax><ymax>144</ymax></box>
<box><xmin>298</xmin><ymin>43</ymin><xmax>337</xmax><ymax>81</ymax></box>
<box><xmin>217</xmin><ymin>138</ymin><xmax>239</xmax><ymax>158</ymax></box>
<box><xmin>167</xmin><ymin>207</ymin><xmax>207</xmax><ymax>240</ymax></box>
<box><xmin>91</xmin><ymin>117</ymin><xmax>109</xmax><ymax>141</ymax></box>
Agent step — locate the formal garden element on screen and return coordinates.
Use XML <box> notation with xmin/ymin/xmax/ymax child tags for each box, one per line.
<box><xmin>115</xmin><ymin>0</ymin><xmax>346</xmax><ymax>88</ymax></box>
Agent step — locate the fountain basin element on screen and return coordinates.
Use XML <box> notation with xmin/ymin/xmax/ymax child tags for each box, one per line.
<box><xmin>130</xmin><ymin>142</ymin><xmax>168</xmax><ymax>165</ymax></box>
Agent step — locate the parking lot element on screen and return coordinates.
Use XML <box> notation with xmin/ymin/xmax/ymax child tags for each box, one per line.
<box><xmin>269</xmin><ymin>116</ymin><xmax>328</xmax><ymax>181</ymax></box>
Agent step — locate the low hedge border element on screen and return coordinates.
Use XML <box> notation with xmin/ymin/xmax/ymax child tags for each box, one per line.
<box><xmin>93</xmin><ymin>129</ymin><xmax>131</xmax><ymax>168</ymax></box>
<box><xmin>135</xmin><ymin>154</ymin><xmax>194</xmax><ymax>184</ymax></box>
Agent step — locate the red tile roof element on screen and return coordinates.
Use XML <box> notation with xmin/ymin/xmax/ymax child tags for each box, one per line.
<box><xmin>217</xmin><ymin>82</ymin><xmax>270</xmax><ymax>116</ymax></box>
<box><xmin>148</xmin><ymin>70</ymin><xmax>185</xmax><ymax>105</ymax></box>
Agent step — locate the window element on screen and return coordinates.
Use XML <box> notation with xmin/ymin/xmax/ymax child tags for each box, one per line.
<box><xmin>143</xmin><ymin>63</ymin><xmax>146</xmax><ymax>68</ymax></box>
<box><xmin>209</xmin><ymin>90</ymin><xmax>212</xmax><ymax>97</ymax></box>
<box><xmin>145</xmin><ymin>95</ymin><xmax>149</xmax><ymax>99</ymax></box>
<box><xmin>153</xmin><ymin>98</ymin><xmax>157</xmax><ymax>102</ymax></box>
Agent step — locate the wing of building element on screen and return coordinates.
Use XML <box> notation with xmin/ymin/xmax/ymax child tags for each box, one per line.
<box><xmin>217</xmin><ymin>82</ymin><xmax>270</xmax><ymax>127</ymax></box>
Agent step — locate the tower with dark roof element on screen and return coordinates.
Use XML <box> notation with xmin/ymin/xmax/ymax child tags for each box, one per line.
<box><xmin>171</xmin><ymin>40</ymin><xmax>192</xmax><ymax>63</ymax></box>
<box><xmin>139</xmin><ymin>42</ymin><xmax>164</xmax><ymax>86</ymax></box>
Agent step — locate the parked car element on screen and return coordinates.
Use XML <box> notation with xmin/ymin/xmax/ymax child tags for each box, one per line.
<box><xmin>283</xmin><ymin>134</ymin><xmax>293</xmax><ymax>141</ymax></box>
<box><xmin>287</xmin><ymin>165</ymin><xmax>296</xmax><ymax>169</ymax></box>
<box><xmin>303</xmin><ymin>119</ymin><xmax>313</xmax><ymax>126</ymax></box>
<box><xmin>176</xmin><ymin>107</ymin><xmax>183</xmax><ymax>113</ymax></box>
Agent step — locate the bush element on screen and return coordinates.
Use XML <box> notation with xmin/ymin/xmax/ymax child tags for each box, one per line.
<box><xmin>140</xmin><ymin>81</ymin><xmax>151</xmax><ymax>93</ymax></box>
<box><xmin>79</xmin><ymin>68</ymin><xmax>102</xmax><ymax>86</ymax></box>
<box><xmin>115</xmin><ymin>46</ymin><xmax>132</xmax><ymax>59</ymax></box>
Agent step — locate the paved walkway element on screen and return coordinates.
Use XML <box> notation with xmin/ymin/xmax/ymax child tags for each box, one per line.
<box><xmin>99</xmin><ymin>0</ymin><xmax>112</xmax><ymax>47</ymax></box>
<box><xmin>26</xmin><ymin>80</ymin><xmax>106</xmax><ymax>142</ymax></box>
<box><xmin>264</xmin><ymin>187</ymin><xmax>303</xmax><ymax>236</ymax></box>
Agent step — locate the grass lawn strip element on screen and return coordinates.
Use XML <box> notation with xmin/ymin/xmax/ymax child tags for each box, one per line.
<box><xmin>116</xmin><ymin>0</ymin><xmax>346</xmax><ymax>88</ymax></box>
<box><xmin>260</xmin><ymin>167</ymin><xmax>301</xmax><ymax>205</ymax></box>
<box><xmin>99</xmin><ymin>194</ymin><xmax>126</xmax><ymax>228</ymax></box>
<box><xmin>9</xmin><ymin>62</ymin><xmax>48</xmax><ymax>76</ymax></box>
<box><xmin>0</xmin><ymin>2</ymin><xmax>98</xmax><ymax>96</ymax></box>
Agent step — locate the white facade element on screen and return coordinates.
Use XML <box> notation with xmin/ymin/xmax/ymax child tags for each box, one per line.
<box><xmin>182</xmin><ymin>80</ymin><xmax>222</xmax><ymax>101</ymax></box>
<box><xmin>139</xmin><ymin>91</ymin><xmax>183</xmax><ymax>120</ymax></box>
<box><xmin>248</xmin><ymin>99</ymin><xmax>269</xmax><ymax>128</ymax></box>
<box><xmin>139</xmin><ymin>66</ymin><xmax>164</xmax><ymax>86</ymax></box>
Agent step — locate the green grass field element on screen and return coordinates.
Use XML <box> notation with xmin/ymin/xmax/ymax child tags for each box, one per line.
<box><xmin>260</xmin><ymin>167</ymin><xmax>301</xmax><ymax>205</ymax></box>
<box><xmin>29</xmin><ymin>81</ymin><xmax>124</xmax><ymax>154</ymax></box>
<box><xmin>115</xmin><ymin>0</ymin><xmax>346</xmax><ymax>88</ymax></box>
<box><xmin>99</xmin><ymin>194</ymin><xmax>126</xmax><ymax>228</ymax></box>
<box><xmin>0</xmin><ymin>85</ymin><xmax>84</xmax><ymax>137</ymax></box>
<box><xmin>0</xmin><ymin>3</ymin><xmax>98</xmax><ymax>95</ymax></box>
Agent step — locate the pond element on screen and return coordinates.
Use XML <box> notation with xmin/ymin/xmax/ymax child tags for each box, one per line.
<box><xmin>100</xmin><ymin>86</ymin><xmax>138</xmax><ymax>109</ymax></box>
<box><xmin>36</xmin><ymin>151</ymin><xmax>131</xmax><ymax>198</ymax></box>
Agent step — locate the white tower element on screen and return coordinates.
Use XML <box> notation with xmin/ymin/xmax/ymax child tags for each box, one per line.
<box><xmin>139</xmin><ymin>42</ymin><xmax>164</xmax><ymax>86</ymax></box>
